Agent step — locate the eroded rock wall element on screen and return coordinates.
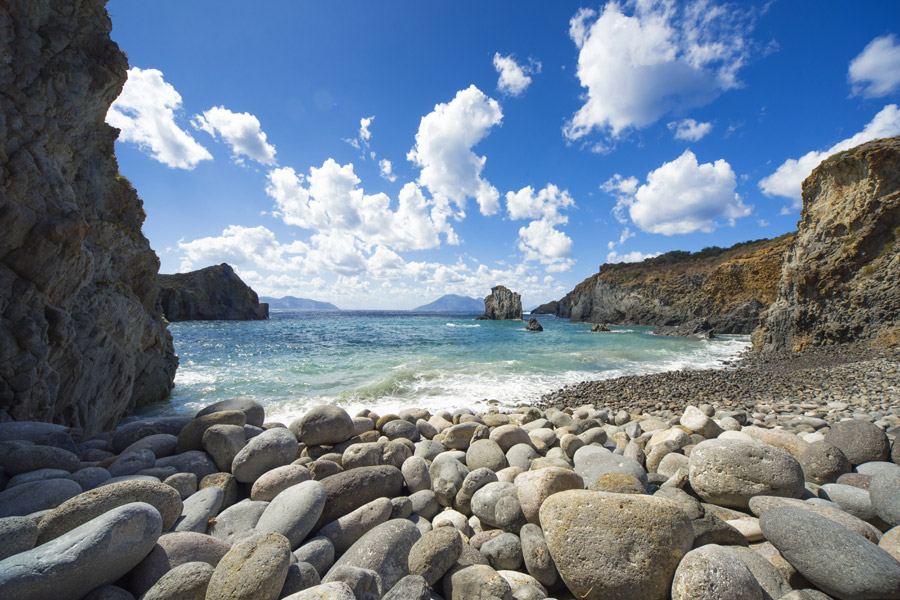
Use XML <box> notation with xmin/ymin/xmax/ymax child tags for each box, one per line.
<box><xmin>0</xmin><ymin>0</ymin><xmax>177</xmax><ymax>435</ymax></box>
<box><xmin>753</xmin><ymin>137</ymin><xmax>900</xmax><ymax>351</ymax></box>
<box><xmin>159</xmin><ymin>264</ymin><xmax>269</xmax><ymax>321</ymax></box>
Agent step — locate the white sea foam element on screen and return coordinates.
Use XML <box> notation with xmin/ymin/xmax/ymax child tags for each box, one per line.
<box><xmin>446</xmin><ymin>323</ymin><xmax>480</xmax><ymax>328</ymax></box>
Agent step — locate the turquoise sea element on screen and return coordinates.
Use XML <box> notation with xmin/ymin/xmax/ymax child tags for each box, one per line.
<box><xmin>138</xmin><ymin>311</ymin><xmax>750</xmax><ymax>423</ymax></box>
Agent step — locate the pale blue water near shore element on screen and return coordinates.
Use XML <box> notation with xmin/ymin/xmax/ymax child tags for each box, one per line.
<box><xmin>137</xmin><ymin>311</ymin><xmax>750</xmax><ymax>423</ymax></box>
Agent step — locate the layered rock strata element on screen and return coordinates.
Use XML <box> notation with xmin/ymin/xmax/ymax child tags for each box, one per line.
<box><xmin>476</xmin><ymin>286</ymin><xmax>522</xmax><ymax>321</ymax></box>
<box><xmin>754</xmin><ymin>137</ymin><xmax>900</xmax><ymax>352</ymax></box>
<box><xmin>538</xmin><ymin>236</ymin><xmax>792</xmax><ymax>334</ymax></box>
<box><xmin>0</xmin><ymin>0</ymin><xmax>177</xmax><ymax>435</ymax></box>
<box><xmin>158</xmin><ymin>264</ymin><xmax>268</xmax><ymax>321</ymax></box>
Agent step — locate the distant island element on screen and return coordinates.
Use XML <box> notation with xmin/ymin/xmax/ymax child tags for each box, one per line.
<box><xmin>260</xmin><ymin>296</ymin><xmax>340</xmax><ymax>311</ymax></box>
<box><xmin>413</xmin><ymin>294</ymin><xmax>484</xmax><ymax>313</ymax></box>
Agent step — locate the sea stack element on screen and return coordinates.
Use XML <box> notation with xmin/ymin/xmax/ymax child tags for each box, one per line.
<box><xmin>526</xmin><ymin>317</ymin><xmax>543</xmax><ymax>331</ymax></box>
<box><xmin>158</xmin><ymin>264</ymin><xmax>268</xmax><ymax>321</ymax></box>
<box><xmin>476</xmin><ymin>286</ymin><xmax>522</xmax><ymax>320</ymax></box>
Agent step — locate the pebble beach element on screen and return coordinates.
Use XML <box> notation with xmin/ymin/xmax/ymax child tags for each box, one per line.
<box><xmin>0</xmin><ymin>352</ymin><xmax>899</xmax><ymax>600</ymax></box>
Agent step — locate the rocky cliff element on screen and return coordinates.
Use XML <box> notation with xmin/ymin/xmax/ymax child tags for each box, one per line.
<box><xmin>753</xmin><ymin>137</ymin><xmax>900</xmax><ymax>352</ymax></box>
<box><xmin>159</xmin><ymin>264</ymin><xmax>269</xmax><ymax>321</ymax></box>
<box><xmin>476</xmin><ymin>286</ymin><xmax>523</xmax><ymax>320</ymax></box>
<box><xmin>0</xmin><ymin>0</ymin><xmax>177</xmax><ymax>435</ymax></box>
<box><xmin>542</xmin><ymin>236</ymin><xmax>794</xmax><ymax>334</ymax></box>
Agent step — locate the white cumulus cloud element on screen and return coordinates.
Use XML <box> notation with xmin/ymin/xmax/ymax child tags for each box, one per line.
<box><xmin>344</xmin><ymin>116</ymin><xmax>375</xmax><ymax>155</ymax></box>
<box><xmin>107</xmin><ymin>67</ymin><xmax>212</xmax><ymax>169</ymax></box>
<box><xmin>606</xmin><ymin>249</ymin><xmax>662</xmax><ymax>263</ymax></box>
<box><xmin>178</xmin><ymin>225</ymin><xmax>308</xmax><ymax>272</ymax></box>
<box><xmin>564</xmin><ymin>1</ymin><xmax>754</xmax><ymax>140</ymax></box>
<box><xmin>192</xmin><ymin>106</ymin><xmax>277</xmax><ymax>165</ymax></box>
<box><xmin>505</xmin><ymin>184</ymin><xmax>574</xmax><ymax>223</ymax></box>
<box><xmin>407</xmin><ymin>85</ymin><xmax>503</xmax><ymax>217</ymax></box>
<box><xmin>759</xmin><ymin>104</ymin><xmax>900</xmax><ymax>207</ymax></box>
<box><xmin>506</xmin><ymin>184</ymin><xmax>576</xmax><ymax>271</ymax></box>
<box><xmin>379</xmin><ymin>158</ymin><xmax>397</xmax><ymax>182</ymax></box>
<box><xmin>668</xmin><ymin>118</ymin><xmax>713</xmax><ymax>141</ymax></box>
<box><xmin>849</xmin><ymin>34</ymin><xmax>900</xmax><ymax>98</ymax></box>
<box><xmin>611</xmin><ymin>150</ymin><xmax>751</xmax><ymax>235</ymax></box>
<box><xmin>493</xmin><ymin>53</ymin><xmax>541</xmax><ymax>97</ymax></box>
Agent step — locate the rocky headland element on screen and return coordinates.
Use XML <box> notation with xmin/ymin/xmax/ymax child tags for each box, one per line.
<box><xmin>159</xmin><ymin>264</ymin><xmax>268</xmax><ymax>322</ymax></box>
<box><xmin>535</xmin><ymin>235</ymin><xmax>793</xmax><ymax>335</ymax></box>
<box><xmin>477</xmin><ymin>286</ymin><xmax>523</xmax><ymax>321</ymax></box>
<box><xmin>0</xmin><ymin>0</ymin><xmax>177</xmax><ymax>435</ymax></box>
<box><xmin>0</xmin><ymin>399</ymin><xmax>899</xmax><ymax>599</ymax></box>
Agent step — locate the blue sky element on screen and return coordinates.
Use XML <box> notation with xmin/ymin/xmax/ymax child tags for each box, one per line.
<box><xmin>106</xmin><ymin>0</ymin><xmax>900</xmax><ymax>309</ymax></box>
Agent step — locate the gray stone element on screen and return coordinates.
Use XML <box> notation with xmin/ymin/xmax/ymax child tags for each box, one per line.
<box><xmin>203</xmin><ymin>424</ymin><xmax>248</xmax><ymax>472</ymax></box>
<box><xmin>108</xmin><ymin>449</ymin><xmax>157</xmax><ymax>477</ymax></box>
<box><xmin>0</xmin><ymin>423</ymin><xmax>78</xmax><ymax>453</ymax></box>
<box><xmin>690</xmin><ymin>513</ymin><xmax>749</xmax><ymax>548</ymax></box>
<box><xmin>319</xmin><ymin>496</ymin><xmax>392</xmax><ymax>553</ymax></box>
<box><xmin>820</xmin><ymin>482</ymin><xmax>881</xmax><ymax>522</ymax></box>
<box><xmin>514</xmin><ymin>467</ymin><xmax>584</xmax><ymax>525</ymax></box>
<box><xmin>196</xmin><ymin>398</ymin><xmax>266</xmax><ymax>428</ymax></box>
<box><xmin>142</xmin><ymin>561</ymin><xmax>214</xmax><ymax>600</ymax></box>
<box><xmin>342</xmin><ymin>442</ymin><xmax>383</xmax><ymax>470</ymax></box>
<box><xmin>0</xmin><ymin>444</ymin><xmax>81</xmax><ymax>476</ymax></box>
<box><xmin>324</xmin><ymin>565</ymin><xmax>382</xmax><ymax>600</ymax></box>
<box><xmin>688</xmin><ymin>439</ymin><xmax>805</xmax><ymax>510</ymax></box>
<box><xmin>414</xmin><ymin>440</ymin><xmax>446</xmax><ymax>462</ymax></box>
<box><xmin>0</xmin><ymin>478</ymin><xmax>82</xmax><ymax>518</ymax></box>
<box><xmin>36</xmin><ymin>480</ymin><xmax>182</xmax><ymax>544</ymax></box>
<box><xmin>291</xmin><ymin>406</ymin><xmax>354</xmax><ymax>446</ymax></box>
<box><xmin>760</xmin><ymin>506</ymin><xmax>900</xmax><ymax>600</ymax></box>
<box><xmin>250</xmin><ymin>464</ymin><xmax>312</xmax><ymax>501</ymax></box>
<box><xmin>671</xmin><ymin>544</ymin><xmax>763</xmax><ymax>600</ymax></box>
<box><xmin>573</xmin><ymin>445</ymin><xmax>648</xmax><ymax>488</ymax></box>
<box><xmin>481</xmin><ymin>532</ymin><xmax>523</xmax><ymax>571</ymax></box>
<box><xmin>471</xmin><ymin>481</ymin><xmax>525</xmax><ymax>532</ymax></box>
<box><xmin>231</xmin><ymin>427</ymin><xmax>299</xmax><ymax>483</ymax></box>
<box><xmin>206</xmin><ymin>531</ymin><xmax>291</xmax><ymax>600</ymax></box>
<box><xmin>5</xmin><ymin>468</ymin><xmax>70</xmax><ymax>488</ymax></box>
<box><xmin>324</xmin><ymin>518</ymin><xmax>422</xmax><ymax>592</ymax></box>
<box><xmin>0</xmin><ymin>502</ymin><xmax>161</xmax><ymax>600</ymax></box>
<box><xmin>100</xmin><ymin>474</ymin><xmax>160</xmax><ymax>487</ymax></box>
<box><xmin>653</xmin><ymin>487</ymin><xmax>704</xmax><ymax>520</ymax></box>
<box><xmin>317</xmin><ymin>465</ymin><xmax>404</xmax><ymax>527</ymax></box>
<box><xmin>154</xmin><ymin>451</ymin><xmax>218</xmax><ymax>482</ymax></box>
<box><xmin>779</xmin><ymin>591</ymin><xmax>834</xmax><ymax>600</ymax></box>
<box><xmin>467</xmin><ymin>439</ymin><xmax>508</xmax><ymax>472</ymax></box>
<box><xmin>506</xmin><ymin>443</ymin><xmax>540</xmax><ymax>470</ymax></box>
<box><xmin>726</xmin><ymin>546</ymin><xmax>793</xmax><ymax>600</ymax></box>
<box><xmin>519</xmin><ymin>523</ymin><xmax>557</xmax><ymax>588</ymax></box>
<box><xmin>128</xmin><ymin>531</ymin><xmax>231</xmax><ymax>596</ymax></box>
<box><xmin>880</xmin><ymin>526</ymin><xmax>900</xmax><ymax>563</ymax></box>
<box><xmin>402</xmin><ymin>456</ymin><xmax>431</xmax><ymax>494</ymax></box>
<box><xmin>209</xmin><ymin>499</ymin><xmax>268</xmax><ymax>543</ymax></box>
<box><xmin>81</xmin><ymin>585</ymin><xmax>136</xmax><ymax>600</ymax></box>
<box><xmin>455</xmin><ymin>467</ymin><xmax>499</xmax><ymax>515</ymax></box>
<box><xmin>294</xmin><ymin>536</ymin><xmax>335</xmax><ymax>576</ymax></box>
<box><xmin>870</xmin><ymin>470</ymin><xmax>900</xmax><ymax>526</ymax></box>
<box><xmin>256</xmin><ymin>480</ymin><xmax>326</xmax><ymax>549</ymax></box>
<box><xmin>800</xmin><ymin>442</ymin><xmax>851</xmax><ymax>484</ymax></box>
<box><xmin>824</xmin><ymin>420</ymin><xmax>891</xmax><ymax>466</ymax></box>
<box><xmin>110</xmin><ymin>419</ymin><xmax>189</xmax><ymax>454</ymax></box>
<box><xmin>69</xmin><ymin>467</ymin><xmax>112</xmax><ymax>491</ymax></box>
<box><xmin>120</xmin><ymin>433</ymin><xmax>179</xmax><ymax>459</ymax></box>
<box><xmin>748</xmin><ymin>495</ymin><xmax>882</xmax><ymax>543</ymax></box>
<box><xmin>174</xmin><ymin>485</ymin><xmax>224</xmax><ymax>533</ymax></box>
<box><xmin>383</xmin><ymin>419</ymin><xmax>421</xmax><ymax>442</ymax></box>
<box><xmin>283</xmin><ymin>582</ymin><xmax>355</xmax><ymax>599</ymax></box>
<box><xmin>280</xmin><ymin>561</ymin><xmax>322</xmax><ymax>598</ymax></box>
<box><xmin>446</xmin><ymin>564</ymin><xmax>513</xmax><ymax>600</ymax></box>
<box><xmin>490</xmin><ymin>425</ymin><xmax>532</xmax><ymax>453</ymax></box>
<box><xmin>410</xmin><ymin>489</ymin><xmax>442</xmax><ymax>519</ymax></box>
<box><xmin>391</xmin><ymin>496</ymin><xmax>412</xmax><ymax>518</ymax></box>
<box><xmin>163</xmin><ymin>472</ymin><xmax>198</xmax><ymax>499</ymax></box>
<box><xmin>856</xmin><ymin>461</ymin><xmax>900</xmax><ymax>478</ymax></box>
<box><xmin>383</xmin><ymin>575</ymin><xmax>433</xmax><ymax>600</ymax></box>
<box><xmin>540</xmin><ymin>490</ymin><xmax>694</xmax><ymax>600</ymax></box>
<box><xmin>0</xmin><ymin>516</ymin><xmax>38</xmax><ymax>560</ymax></box>
<box><xmin>200</xmin><ymin>472</ymin><xmax>239</xmax><ymax>509</ymax></box>
<box><xmin>408</xmin><ymin>526</ymin><xmax>463</xmax><ymax>586</ymax></box>
<box><xmin>179</xmin><ymin>411</ymin><xmax>248</xmax><ymax>453</ymax></box>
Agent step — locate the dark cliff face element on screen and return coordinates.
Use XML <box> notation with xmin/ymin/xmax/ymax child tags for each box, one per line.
<box><xmin>753</xmin><ymin>137</ymin><xmax>900</xmax><ymax>352</ymax></box>
<box><xmin>477</xmin><ymin>286</ymin><xmax>523</xmax><ymax>320</ymax></box>
<box><xmin>0</xmin><ymin>0</ymin><xmax>177</xmax><ymax>435</ymax></box>
<box><xmin>159</xmin><ymin>264</ymin><xmax>269</xmax><ymax>321</ymax></box>
<box><xmin>546</xmin><ymin>236</ymin><xmax>793</xmax><ymax>334</ymax></box>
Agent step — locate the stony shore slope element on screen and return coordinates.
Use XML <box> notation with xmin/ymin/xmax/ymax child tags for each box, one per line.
<box><xmin>536</xmin><ymin>235</ymin><xmax>793</xmax><ymax>334</ymax></box>
<box><xmin>0</xmin><ymin>0</ymin><xmax>177</xmax><ymax>435</ymax></box>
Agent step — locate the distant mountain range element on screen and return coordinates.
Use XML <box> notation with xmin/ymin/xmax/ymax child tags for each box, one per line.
<box><xmin>413</xmin><ymin>294</ymin><xmax>483</xmax><ymax>313</ymax></box>
<box><xmin>260</xmin><ymin>296</ymin><xmax>340</xmax><ymax>311</ymax></box>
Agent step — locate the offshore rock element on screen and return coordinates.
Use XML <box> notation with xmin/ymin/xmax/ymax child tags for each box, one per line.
<box><xmin>754</xmin><ymin>137</ymin><xmax>900</xmax><ymax>351</ymax></box>
<box><xmin>0</xmin><ymin>0</ymin><xmax>178</xmax><ymax>436</ymax></box>
<box><xmin>525</xmin><ymin>317</ymin><xmax>543</xmax><ymax>332</ymax></box>
<box><xmin>476</xmin><ymin>286</ymin><xmax>523</xmax><ymax>320</ymax></box>
<box><xmin>158</xmin><ymin>263</ymin><xmax>268</xmax><ymax>321</ymax></box>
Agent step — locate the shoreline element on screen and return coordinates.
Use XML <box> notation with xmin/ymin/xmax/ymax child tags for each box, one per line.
<box><xmin>541</xmin><ymin>342</ymin><xmax>900</xmax><ymax>428</ymax></box>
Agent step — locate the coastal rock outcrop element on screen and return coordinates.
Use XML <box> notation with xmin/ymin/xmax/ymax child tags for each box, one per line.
<box><xmin>0</xmin><ymin>0</ymin><xmax>177</xmax><ymax>435</ymax></box>
<box><xmin>476</xmin><ymin>286</ymin><xmax>522</xmax><ymax>321</ymax></box>
<box><xmin>158</xmin><ymin>264</ymin><xmax>268</xmax><ymax>321</ymax></box>
<box><xmin>753</xmin><ymin>137</ymin><xmax>900</xmax><ymax>352</ymax></box>
<box><xmin>539</xmin><ymin>236</ymin><xmax>792</xmax><ymax>334</ymax></box>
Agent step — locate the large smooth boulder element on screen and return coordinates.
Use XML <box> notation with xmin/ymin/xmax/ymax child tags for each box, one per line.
<box><xmin>761</xmin><ymin>507</ymin><xmax>900</xmax><ymax>600</ymax></box>
<box><xmin>824</xmin><ymin>420</ymin><xmax>891</xmax><ymax>466</ymax></box>
<box><xmin>514</xmin><ymin>467</ymin><xmax>584</xmax><ymax>525</ymax></box>
<box><xmin>256</xmin><ymin>480</ymin><xmax>326</xmax><ymax>549</ymax></box>
<box><xmin>318</xmin><ymin>497</ymin><xmax>392</xmax><ymax>553</ymax></box>
<box><xmin>317</xmin><ymin>465</ymin><xmax>404</xmax><ymax>527</ymax></box>
<box><xmin>142</xmin><ymin>561</ymin><xmax>214</xmax><ymax>600</ymax></box>
<box><xmin>36</xmin><ymin>480</ymin><xmax>182</xmax><ymax>543</ymax></box>
<box><xmin>177</xmin><ymin>411</ymin><xmax>246</xmax><ymax>453</ymax></box>
<box><xmin>291</xmin><ymin>406</ymin><xmax>354</xmax><ymax>446</ymax></box>
<box><xmin>540</xmin><ymin>490</ymin><xmax>693</xmax><ymax>600</ymax></box>
<box><xmin>573</xmin><ymin>445</ymin><xmax>648</xmax><ymax>488</ymax></box>
<box><xmin>407</xmin><ymin>527</ymin><xmax>463</xmax><ymax>586</ymax></box>
<box><xmin>0</xmin><ymin>502</ymin><xmax>162</xmax><ymax>600</ymax></box>
<box><xmin>206</xmin><ymin>532</ymin><xmax>291</xmax><ymax>600</ymax></box>
<box><xmin>671</xmin><ymin>544</ymin><xmax>763</xmax><ymax>600</ymax></box>
<box><xmin>209</xmin><ymin>499</ymin><xmax>269</xmax><ymax>543</ymax></box>
<box><xmin>0</xmin><ymin>516</ymin><xmax>38</xmax><ymax>561</ymax></box>
<box><xmin>174</xmin><ymin>486</ymin><xmax>224</xmax><ymax>533</ymax></box>
<box><xmin>196</xmin><ymin>398</ymin><xmax>266</xmax><ymax>428</ymax></box>
<box><xmin>0</xmin><ymin>478</ymin><xmax>82</xmax><ymax>518</ymax></box>
<box><xmin>324</xmin><ymin>518</ymin><xmax>421</xmax><ymax>592</ymax></box>
<box><xmin>1</xmin><ymin>444</ymin><xmax>81</xmax><ymax>475</ymax></box>
<box><xmin>129</xmin><ymin>531</ymin><xmax>231</xmax><ymax>597</ymax></box>
<box><xmin>688</xmin><ymin>439</ymin><xmax>805</xmax><ymax>509</ymax></box>
<box><xmin>231</xmin><ymin>428</ymin><xmax>299</xmax><ymax>484</ymax></box>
